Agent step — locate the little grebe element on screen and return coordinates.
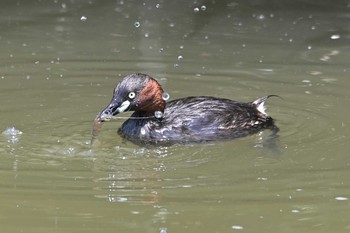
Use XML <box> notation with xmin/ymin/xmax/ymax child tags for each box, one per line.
<box><xmin>93</xmin><ymin>73</ymin><xmax>278</xmax><ymax>145</ymax></box>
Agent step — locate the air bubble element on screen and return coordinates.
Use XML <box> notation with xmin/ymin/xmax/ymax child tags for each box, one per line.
<box><xmin>177</xmin><ymin>55</ymin><xmax>183</xmax><ymax>61</ymax></box>
<box><xmin>193</xmin><ymin>7</ymin><xmax>199</xmax><ymax>13</ymax></box>
<box><xmin>162</xmin><ymin>92</ymin><xmax>170</xmax><ymax>101</ymax></box>
<box><xmin>154</xmin><ymin>111</ymin><xmax>163</xmax><ymax>119</ymax></box>
<box><xmin>200</xmin><ymin>5</ymin><xmax>207</xmax><ymax>11</ymax></box>
<box><xmin>80</xmin><ymin>16</ymin><xmax>87</xmax><ymax>21</ymax></box>
<box><xmin>134</xmin><ymin>21</ymin><xmax>141</xmax><ymax>28</ymax></box>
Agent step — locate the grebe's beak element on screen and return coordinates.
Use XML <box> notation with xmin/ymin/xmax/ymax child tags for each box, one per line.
<box><xmin>98</xmin><ymin>98</ymin><xmax>131</xmax><ymax>122</ymax></box>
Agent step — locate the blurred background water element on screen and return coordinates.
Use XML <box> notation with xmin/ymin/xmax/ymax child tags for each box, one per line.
<box><xmin>1</xmin><ymin>0</ymin><xmax>350</xmax><ymax>232</ymax></box>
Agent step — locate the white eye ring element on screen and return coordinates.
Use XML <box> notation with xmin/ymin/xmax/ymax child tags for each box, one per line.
<box><xmin>128</xmin><ymin>92</ymin><xmax>136</xmax><ymax>99</ymax></box>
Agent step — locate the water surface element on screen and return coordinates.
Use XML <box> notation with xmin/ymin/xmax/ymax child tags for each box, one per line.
<box><xmin>1</xmin><ymin>1</ymin><xmax>350</xmax><ymax>232</ymax></box>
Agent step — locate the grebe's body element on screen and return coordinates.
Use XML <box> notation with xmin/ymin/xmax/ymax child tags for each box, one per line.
<box><xmin>95</xmin><ymin>73</ymin><xmax>277</xmax><ymax>145</ymax></box>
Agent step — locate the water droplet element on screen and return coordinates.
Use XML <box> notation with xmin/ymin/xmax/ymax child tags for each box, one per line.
<box><xmin>200</xmin><ymin>5</ymin><xmax>207</xmax><ymax>11</ymax></box>
<box><xmin>320</xmin><ymin>55</ymin><xmax>330</xmax><ymax>62</ymax></box>
<box><xmin>335</xmin><ymin>196</ymin><xmax>348</xmax><ymax>201</ymax></box>
<box><xmin>134</xmin><ymin>21</ymin><xmax>141</xmax><ymax>28</ymax></box>
<box><xmin>193</xmin><ymin>7</ymin><xmax>199</xmax><ymax>13</ymax></box>
<box><xmin>155</xmin><ymin>3</ymin><xmax>160</xmax><ymax>8</ymax></box>
<box><xmin>330</xmin><ymin>34</ymin><xmax>340</xmax><ymax>40</ymax></box>
<box><xmin>309</xmin><ymin>70</ymin><xmax>322</xmax><ymax>75</ymax></box>
<box><xmin>154</xmin><ymin>111</ymin><xmax>163</xmax><ymax>119</ymax></box>
<box><xmin>2</xmin><ymin>127</ymin><xmax>23</xmax><ymax>136</ymax></box>
<box><xmin>80</xmin><ymin>16</ymin><xmax>87</xmax><ymax>21</ymax></box>
<box><xmin>257</xmin><ymin>14</ymin><xmax>265</xmax><ymax>20</ymax></box>
<box><xmin>66</xmin><ymin>147</ymin><xmax>75</xmax><ymax>155</ymax></box>
<box><xmin>177</xmin><ymin>55</ymin><xmax>183</xmax><ymax>61</ymax></box>
<box><xmin>2</xmin><ymin>127</ymin><xmax>23</xmax><ymax>144</ymax></box>
<box><xmin>231</xmin><ymin>225</ymin><xmax>243</xmax><ymax>230</ymax></box>
<box><xmin>140</xmin><ymin>128</ymin><xmax>146</xmax><ymax>135</ymax></box>
<box><xmin>162</xmin><ymin>92</ymin><xmax>170</xmax><ymax>101</ymax></box>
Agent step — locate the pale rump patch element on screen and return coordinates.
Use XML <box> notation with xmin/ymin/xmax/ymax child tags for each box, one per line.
<box><xmin>253</xmin><ymin>96</ymin><xmax>272</xmax><ymax>116</ymax></box>
<box><xmin>257</xmin><ymin>101</ymin><xmax>267</xmax><ymax>115</ymax></box>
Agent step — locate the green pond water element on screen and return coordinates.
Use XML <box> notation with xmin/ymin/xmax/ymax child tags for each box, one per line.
<box><xmin>1</xmin><ymin>1</ymin><xmax>350</xmax><ymax>232</ymax></box>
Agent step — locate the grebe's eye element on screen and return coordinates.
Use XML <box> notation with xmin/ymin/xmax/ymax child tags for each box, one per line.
<box><xmin>128</xmin><ymin>92</ymin><xmax>136</xmax><ymax>99</ymax></box>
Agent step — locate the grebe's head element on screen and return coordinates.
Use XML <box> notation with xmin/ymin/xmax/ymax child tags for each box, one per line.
<box><xmin>98</xmin><ymin>73</ymin><xmax>167</xmax><ymax>121</ymax></box>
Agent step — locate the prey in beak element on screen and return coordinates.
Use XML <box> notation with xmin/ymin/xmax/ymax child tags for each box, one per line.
<box><xmin>91</xmin><ymin>97</ymin><xmax>132</xmax><ymax>146</ymax></box>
